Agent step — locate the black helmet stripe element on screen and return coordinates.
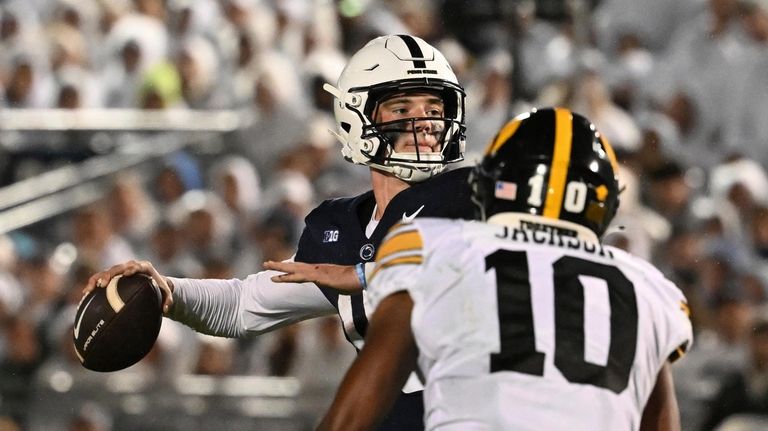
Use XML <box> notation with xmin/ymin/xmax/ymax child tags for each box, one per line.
<box><xmin>543</xmin><ymin>107</ymin><xmax>574</xmax><ymax>219</ymax></box>
<box><xmin>397</xmin><ymin>34</ymin><xmax>427</xmax><ymax>68</ymax></box>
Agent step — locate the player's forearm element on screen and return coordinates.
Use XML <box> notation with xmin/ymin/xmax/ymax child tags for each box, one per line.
<box><xmin>318</xmin><ymin>293</ymin><xmax>418</xmax><ymax>431</ymax></box>
<box><xmin>167</xmin><ymin>271</ymin><xmax>336</xmax><ymax>338</ymax></box>
<box><xmin>640</xmin><ymin>362</ymin><xmax>681</xmax><ymax>431</ymax></box>
<box><xmin>316</xmin><ymin>359</ymin><xmax>406</xmax><ymax>431</ymax></box>
<box><xmin>167</xmin><ymin>277</ymin><xmax>247</xmax><ymax>337</ymax></box>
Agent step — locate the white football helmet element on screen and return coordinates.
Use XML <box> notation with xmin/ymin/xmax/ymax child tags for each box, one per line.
<box><xmin>324</xmin><ymin>34</ymin><xmax>466</xmax><ymax>182</ymax></box>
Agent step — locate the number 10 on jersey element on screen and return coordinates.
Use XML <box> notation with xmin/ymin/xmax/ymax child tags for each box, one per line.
<box><xmin>485</xmin><ymin>250</ymin><xmax>638</xmax><ymax>394</ymax></box>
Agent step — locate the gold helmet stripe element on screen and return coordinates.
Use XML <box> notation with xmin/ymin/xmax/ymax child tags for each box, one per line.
<box><xmin>543</xmin><ymin>108</ymin><xmax>573</xmax><ymax>219</ymax></box>
<box><xmin>485</xmin><ymin>116</ymin><xmax>523</xmax><ymax>155</ymax></box>
<box><xmin>600</xmin><ymin>134</ymin><xmax>620</xmax><ymax>175</ymax></box>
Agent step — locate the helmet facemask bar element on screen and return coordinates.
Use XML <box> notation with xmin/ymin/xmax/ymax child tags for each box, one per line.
<box><xmin>361</xmin><ymin>116</ymin><xmax>463</xmax><ymax>166</ymax></box>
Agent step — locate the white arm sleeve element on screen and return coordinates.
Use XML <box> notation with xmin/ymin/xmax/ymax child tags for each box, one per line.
<box><xmin>167</xmin><ymin>270</ymin><xmax>336</xmax><ymax>338</ymax></box>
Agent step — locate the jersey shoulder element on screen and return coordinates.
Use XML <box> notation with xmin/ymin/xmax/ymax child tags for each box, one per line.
<box><xmin>391</xmin><ymin>167</ymin><xmax>475</xmax><ymax>221</ymax></box>
<box><xmin>368</xmin><ymin>219</ymin><xmax>467</xmax><ymax>298</ymax></box>
<box><xmin>413</xmin><ymin>166</ymin><xmax>473</xmax><ymax>203</ymax></box>
<box><xmin>304</xmin><ymin>191</ymin><xmax>373</xmax><ymax>226</ymax></box>
<box><xmin>608</xmin><ymin>246</ymin><xmax>693</xmax><ymax>360</ymax></box>
<box><xmin>609</xmin><ymin>246</ymin><xmax>685</xmax><ymax>298</ymax></box>
<box><xmin>295</xmin><ymin>191</ymin><xmax>373</xmax><ymax>264</ymax></box>
<box><xmin>378</xmin><ymin>218</ymin><xmax>468</xmax><ymax>260</ymax></box>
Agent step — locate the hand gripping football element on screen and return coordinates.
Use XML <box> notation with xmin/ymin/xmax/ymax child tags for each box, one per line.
<box><xmin>73</xmin><ymin>274</ymin><xmax>163</xmax><ymax>372</ymax></box>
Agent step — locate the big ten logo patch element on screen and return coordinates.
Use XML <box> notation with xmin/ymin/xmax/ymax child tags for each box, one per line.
<box><xmin>323</xmin><ymin>230</ymin><xmax>339</xmax><ymax>243</ymax></box>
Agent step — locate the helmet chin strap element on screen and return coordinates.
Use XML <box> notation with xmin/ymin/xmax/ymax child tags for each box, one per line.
<box><xmin>390</xmin><ymin>162</ymin><xmax>444</xmax><ymax>183</ymax></box>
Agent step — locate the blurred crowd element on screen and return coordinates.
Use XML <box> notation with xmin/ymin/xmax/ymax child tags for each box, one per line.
<box><xmin>1</xmin><ymin>0</ymin><xmax>768</xmax><ymax>430</ymax></box>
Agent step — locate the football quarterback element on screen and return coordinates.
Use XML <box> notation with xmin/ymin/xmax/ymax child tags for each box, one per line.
<box><xmin>85</xmin><ymin>34</ymin><xmax>476</xmax><ymax>431</ymax></box>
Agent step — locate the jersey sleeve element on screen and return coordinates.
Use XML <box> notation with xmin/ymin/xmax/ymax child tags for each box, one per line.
<box><xmin>168</xmin><ymin>263</ymin><xmax>336</xmax><ymax>338</ymax></box>
<box><xmin>641</xmin><ymin>260</ymin><xmax>694</xmax><ymax>364</ymax></box>
<box><xmin>665</xmin><ymin>290</ymin><xmax>693</xmax><ymax>364</ymax></box>
<box><xmin>367</xmin><ymin>221</ymin><xmax>426</xmax><ymax>312</ymax></box>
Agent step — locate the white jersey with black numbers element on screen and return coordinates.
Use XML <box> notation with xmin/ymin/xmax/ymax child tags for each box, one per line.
<box><xmin>368</xmin><ymin>214</ymin><xmax>693</xmax><ymax>431</ymax></box>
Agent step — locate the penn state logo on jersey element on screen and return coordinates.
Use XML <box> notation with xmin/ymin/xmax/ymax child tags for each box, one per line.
<box><xmin>360</xmin><ymin>243</ymin><xmax>375</xmax><ymax>261</ymax></box>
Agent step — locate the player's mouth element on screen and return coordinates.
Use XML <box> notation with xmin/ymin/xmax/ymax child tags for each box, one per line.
<box><xmin>402</xmin><ymin>143</ymin><xmax>436</xmax><ymax>153</ymax></box>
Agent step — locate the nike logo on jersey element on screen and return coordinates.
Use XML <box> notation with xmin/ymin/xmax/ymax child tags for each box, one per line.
<box><xmin>402</xmin><ymin>205</ymin><xmax>425</xmax><ymax>222</ymax></box>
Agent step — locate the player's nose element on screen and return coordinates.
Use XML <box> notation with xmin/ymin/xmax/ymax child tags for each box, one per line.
<box><xmin>414</xmin><ymin>117</ymin><xmax>433</xmax><ymax>133</ymax></box>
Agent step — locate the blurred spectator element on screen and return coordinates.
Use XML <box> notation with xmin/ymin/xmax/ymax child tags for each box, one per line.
<box><xmin>155</xmin><ymin>151</ymin><xmax>204</xmax><ymax>208</ymax></box>
<box><xmin>267</xmin><ymin>324</ymin><xmax>299</xmax><ymax>377</ymax></box>
<box><xmin>0</xmin><ymin>2</ymin><xmax>49</xmax><ymax>70</ymax></box>
<box><xmin>16</xmin><ymin>254</ymin><xmax>67</xmax><ymax>326</ymax></box>
<box><xmin>464</xmin><ymin>49</ymin><xmax>520</xmax><ymax>161</ymax></box>
<box><xmin>193</xmin><ymin>334</ymin><xmax>236</xmax><ymax>376</ymax></box>
<box><xmin>701</xmin><ymin>309</ymin><xmax>768</xmax><ymax>430</ymax></box>
<box><xmin>233</xmin><ymin>49</ymin><xmax>309</xmax><ymax>178</ymax></box>
<box><xmin>569</xmin><ymin>71</ymin><xmax>642</xmax><ymax>153</ymax></box>
<box><xmin>440</xmin><ymin>0</ymin><xmax>511</xmax><ymax>56</ymax></box>
<box><xmin>292</xmin><ymin>317</ymin><xmax>356</xmax><ymax>421</ymax></box>
<box><xmin>604</xmin><ymin>165</ymin><xmax>671</xmax><ymax>261</ymax></box>
<box><xmin>517</xmin><ymin>2</ymin><xmax>579</xmax><ymax>99</ymax></box>
<box><xmin>262</xmin><ymin>159</ymin><xmax>316</xmax><ymax>221</ymax></box>
<box><xmin>674</xmin><ymin>286</ymin><xmax>757</xmax><ymax>431</ymax></box>
<box><xmin>66</xmin><ymin>402</ymin><xmax>112</xmax><ymax>431</ymax></box>
<box><xmin>632</xmin><ymin>110</ymin><xmax>684</xmax><ymax>174</ymax></box>
<box><xmin>70</xmin><ymin>204</ymin><xmax>135</xmax><ymax>269</ymax></box>
<box><xmin>175</xmin><ymin>36</ymin><xmax>227</xmax><ymax>109</ymax></box>
<box><xmin>138</xmin><ymin>61</ymin><xmax>184</xmax><ymax>109</ymax></box>
<box><xmin>252</xmin><ymin>208</ymin><xmax>301</xmax><ymax>263</ymax></box>
<box><xmin>170</xmin><ymin>190</ymin><xmax>235</xmax><ymax>263</ymax></box>
<box><xmin>100</xmin><ymin>39</ymin><xmax>146</xmax><ymax>107</ymax></box>
<box><xmin>644</xmin><ymin>0</ymin><xmax>748</xmax><ymax>169</ymax></box>
<box><xmin>1</xmin><ymin>55</ymin><xmax>55</xmax><ymax>108</ymax></box>
<box><xmin>751</xmin><ymin>207</ymin><xmax>768</xmax><ymax>264</ymax></box>
<box><xmin>599</xmin><ymin>32</ymin><xmax>654</xmax><ymax>112</ymax></box>
<box><xmin>143</xmin><ymin>220</ymin><xmax>202</xmax><ymax>278</ymax></box>
<box><xmin>209</xmin><ymin>155</ymin><xmax>262</xmax><ymax>225</ymax></box>
<box><xmin>0</xmin><ymin>235</ymin><xmax>23</xmax><ymax>322</ymax></box>
<box><xmin>594</xmin><ymin>0</ymin><xmax>702</xmax><ymax>54</ymax></box>
<box><xmin>0</xmin><ymin>316</ymin><xmax>43</xmax><ymax>422</ymax></box>
<box><xmin>105</xmin><ymin>171</ymin><xmax>159</xmax><ymax>249</ymax></box>
<box><xmin>0</xmin><ymin>416</ymin><xmax>21</xmax><ymax>431</ymax></box>
<box><xmin>721</xmin><ymin>0</ymin><xmax>768</xmax><ymax>167</ymax></box>
<box><xmin>645</xmin><ymin>161</ymin><xmax>700</xmax><ymax>231</ymax></box>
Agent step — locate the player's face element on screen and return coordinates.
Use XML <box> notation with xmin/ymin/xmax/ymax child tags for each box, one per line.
<box><xmin>375</xmin><ymin>93</ymin><xmax>445</xmax><ymax>154</ymax></box>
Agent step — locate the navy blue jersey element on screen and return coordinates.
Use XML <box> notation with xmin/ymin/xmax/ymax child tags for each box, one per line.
<box><xmin>293</xmin><ymin>167</ymin><xmax>474</xmax><ymax>431</ymax></box>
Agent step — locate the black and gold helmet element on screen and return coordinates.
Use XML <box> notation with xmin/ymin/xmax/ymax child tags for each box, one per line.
<box><xmin>470</xmin><ymin>107</ymin><xmax>620</xmax><ymax>237</ymax></box>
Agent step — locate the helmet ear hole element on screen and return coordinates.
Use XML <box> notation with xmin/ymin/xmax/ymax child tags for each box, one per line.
<box><xmin>340</xmin><ymin>122</ymin><xmax>351</xmax><ymax>133</ymax></box>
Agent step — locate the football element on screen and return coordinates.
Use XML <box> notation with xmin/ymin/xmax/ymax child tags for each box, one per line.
<box><xmin>73</xmin><ymin>274</ymin><xmax>163</xmax><ymax>372</ymax></box>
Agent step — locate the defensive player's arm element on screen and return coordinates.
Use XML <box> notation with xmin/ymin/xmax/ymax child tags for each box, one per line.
<box><xmin>639</xmin><ymin>362</ymin><xmax>681</xmax><ymax>431</ymax></box>
<box><xmin>317</xmin><ymin>291</ymin><xmax>418</xmax><ymax>431</ymax></box>
<box><xmin>640</xmin><ymin>277</ymin><xmax>692</xmax><ymax>431</ymax></box>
